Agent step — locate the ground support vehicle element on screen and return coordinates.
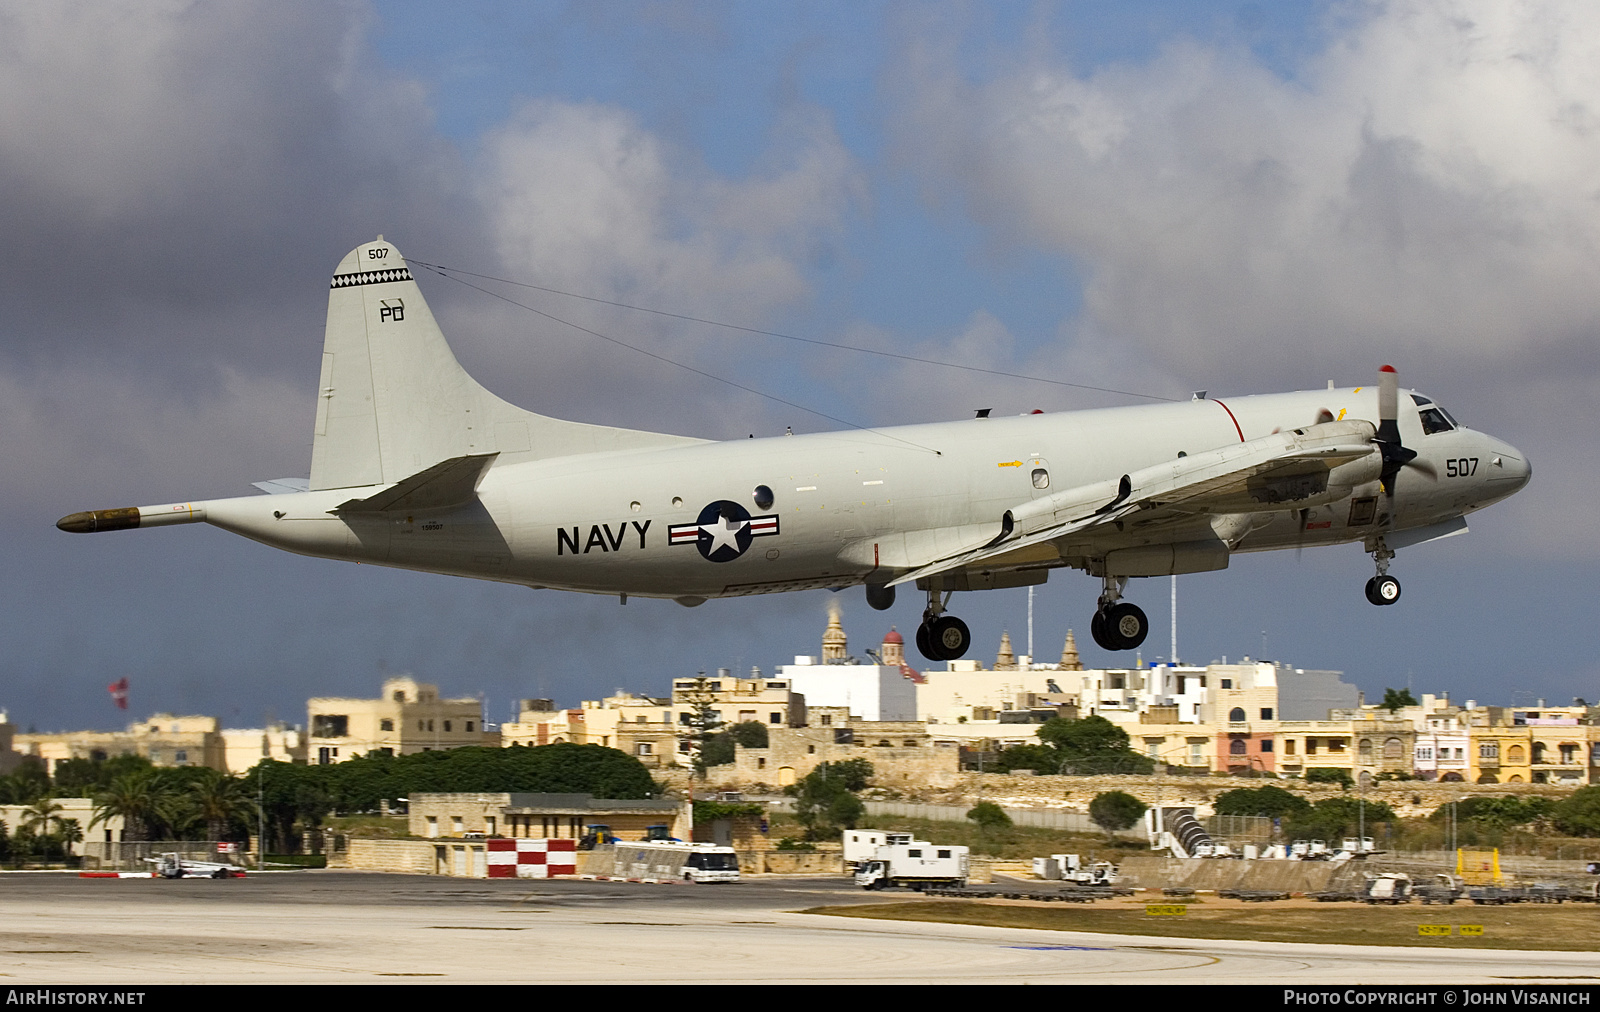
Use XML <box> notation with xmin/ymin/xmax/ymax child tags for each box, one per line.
<box><xmin>613</xmin><ymin>841</ymin><xmax>740</xmax><ymax>883</ymax></box>
<box><xmin>147</xmin><ymin>853</ymin><xmax>244</xmax><ymax>879</ymax></box>
<box><xmin>855</xmin><ymin>840</ymin><xmax>969</xmax><ymax>890</ymax></box>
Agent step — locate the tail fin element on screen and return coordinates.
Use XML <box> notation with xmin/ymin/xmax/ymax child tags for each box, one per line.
<box><xmin>310</xmin><ymin>237</ymin><xmax>703</xmax><ymax>490</ymax></box>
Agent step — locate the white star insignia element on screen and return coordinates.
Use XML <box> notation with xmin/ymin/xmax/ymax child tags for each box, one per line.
<box><xmin>699</xmin><ymin>515</ymin><xmax>748</xmax><ymax>556</ymax></box>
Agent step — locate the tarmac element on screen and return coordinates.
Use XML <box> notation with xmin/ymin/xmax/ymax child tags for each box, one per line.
<box><xmin>2</xmin><ymin>871</ymin><xmax>1598</xmax><ymax>985</ymax></box>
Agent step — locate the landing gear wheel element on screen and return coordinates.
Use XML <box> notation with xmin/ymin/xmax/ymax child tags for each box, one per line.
<box><xmin>915</xmin><ymin>621</ymin><xmax>935</xmax><ymax>661</ymax></box>
<box><xmin>1090</xmin><ymin>609</ymin><xmax>1116</xmax><ymax>650</ymax></box>
<box><xmin>930</xmin><ymin>615</ymin><xmax>971</xmax><ymax>660</ymax></box>
<box><xmin>1104</xmin><ymin>602</ymin><xmax>1149</xmax><ymax>650</ymax></box>
<box><xmin>1365</xmin><ymin>574</ymin><xmax>1401</xmax><ymax>606</ymax></box>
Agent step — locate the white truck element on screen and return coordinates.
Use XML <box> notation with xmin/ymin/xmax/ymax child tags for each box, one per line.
<box><xmin>1032</xmin><ymin>853</ymin><xmax>1119</xmax><ymax>885</ymax></box>
<box><xmin>613</xmin><ymin>841</ymin><xmax>741</xmax><ymax>883</ymax></box>
<box><xmin>842</xmin><ymin>830</ymin><xmax>913</xmax><ymax>869</ymax></box>
<box><xmin>854</xmin><ymin>839</ymin><xmax>969</xmax><ymax>891</ymax></box>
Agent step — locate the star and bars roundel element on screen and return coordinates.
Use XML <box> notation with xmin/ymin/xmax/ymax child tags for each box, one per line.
<box><xmin>668</xmin><ymin>500</ymin><xmax>780</xmax><ymax>563</ymax></box>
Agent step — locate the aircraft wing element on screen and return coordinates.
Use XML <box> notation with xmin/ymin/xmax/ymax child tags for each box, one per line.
<box><xmin>885</xmin><ymin>420</ymin><xmax>1378</xmax><ymax>587</ymax></box>
<box><xmin>332</xmin><ymin>453</ymin><xmax>499</xmax><ymax>513</ymax></box>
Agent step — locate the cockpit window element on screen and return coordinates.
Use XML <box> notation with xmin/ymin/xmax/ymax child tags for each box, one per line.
<box><xmin>1418</xmin><ymin>406</ymin><xmax>1455</xmax><ymax>435</ymax></box>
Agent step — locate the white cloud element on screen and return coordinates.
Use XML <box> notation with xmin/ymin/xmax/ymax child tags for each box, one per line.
<box><xmin>894</xmin><ymin>0</ymin><xmax>1600</xmax><ymax>554</ymax></box>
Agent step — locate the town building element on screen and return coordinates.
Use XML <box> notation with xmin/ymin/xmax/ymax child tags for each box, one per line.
<box><xmin>306</xmin><ymin>676</ymin><xmax>494</xmax><ymax>764</ymax></box>
<box><xmin>714</xmin><ymin>705</ymin><xmax>960</xmax><ymax>787</ymax></box>
<box><xmin>779</xmin><ymin>619</ymin><xmax>920</xmax><ymax>722</ymax></box>
<box><xmin>220</xmin><ymin>723</ymin><xmax>306</xmax><ymax>773</ymax></box>
<box><xmin>407</xmin><ymin>792</ymin><xmax>690</xmax><ymax>842</ymax></box>
<box><xmin>14</xmin><ymin>713</ymin><xmax>227</xmax><ymax>775</ymax></box>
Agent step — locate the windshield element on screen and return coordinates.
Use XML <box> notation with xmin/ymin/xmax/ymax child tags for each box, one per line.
<box><xmin>1411</xmin><ymin>393</ymin><xmax>1457</xmax><ymax>435</ymax></box>
<box><xmin>687</xmin><ymin>852</ymin><xmax>739</xmax><ymax>870</ymax></box>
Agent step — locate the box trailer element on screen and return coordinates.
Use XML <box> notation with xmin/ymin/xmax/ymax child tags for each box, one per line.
<box><xmin>854</xmin><ymin>840</ymin><xmax>968</xmax><ymax>890</ymax></box>
<box><xmin>613</xmin><ymin>841</ymin><xmax>741</xmax><ymax>883</ymax></box>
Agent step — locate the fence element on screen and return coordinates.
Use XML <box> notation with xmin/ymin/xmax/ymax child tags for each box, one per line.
<box><xmin>80</xmin><ymin>841</ymin><xmax>246</xmax><ymax>872</ymax></box>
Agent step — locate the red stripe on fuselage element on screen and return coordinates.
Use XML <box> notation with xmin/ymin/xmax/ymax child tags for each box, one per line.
<box><xmin>1212</xmin><ymin>399</ymin><xmax>1245</xmax><ymax>442</ymax></box>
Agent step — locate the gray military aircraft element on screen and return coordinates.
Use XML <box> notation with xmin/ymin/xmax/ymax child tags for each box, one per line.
<box><xmin>58</xmin><ymin>238</ymin><xmax>1532</xmax><ymax>661</ymax></box>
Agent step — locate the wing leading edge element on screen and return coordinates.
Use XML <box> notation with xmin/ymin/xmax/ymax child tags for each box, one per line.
<box><xmin>881</xmin><ymin>419</ymin><xmax>1381</xmax><ymax>587</ymax></box>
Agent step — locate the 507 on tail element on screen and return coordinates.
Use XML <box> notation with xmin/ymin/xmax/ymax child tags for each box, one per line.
<box><xmin>59</xmin><ymin>238</ymin><xmax>1531</xmax><ymax>661</ymax></box>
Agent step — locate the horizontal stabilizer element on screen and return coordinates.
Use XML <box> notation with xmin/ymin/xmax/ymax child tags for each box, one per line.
<box><xmin>251</xmin><ymin>478</ymin><xmax>311</xmax><ymax>495</ymax></box>
<box><xmin>333</xmin><ymin>453</ymin><xmax>498</xmax><ymax>514</ymax></box>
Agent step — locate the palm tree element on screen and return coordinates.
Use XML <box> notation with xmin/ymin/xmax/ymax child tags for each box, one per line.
<box><xmin>185</xmin><ymin>770</ymin><xmax>257</xmax><ymax>841</ymax></box>
<box><xmin>20</xmin><ymin>798</ymin><xmax>65</xmax><ymax>838</ymax></box>
<box><xmin>91</xmin><ymin>770</ymin><xmax>169</xmax><ymax>842</ymax></box>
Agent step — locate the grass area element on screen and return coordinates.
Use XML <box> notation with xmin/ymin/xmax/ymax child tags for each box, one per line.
<box><xmin>322</xmin><ymin>814</ymin><xmax>410</xmax><ymax>838</ymax></box>
<box><xmin>770</xmin><ymin>811</ymin><xmax>1134</xmax><ymax>862</ymax></box>
<box><xmin>802</xmin><ymin>898</ymin><xmax>1600</xmax><ymax>951</ymax></box>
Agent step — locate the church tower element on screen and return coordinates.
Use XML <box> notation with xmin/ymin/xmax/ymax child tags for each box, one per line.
<box><xmin>880</xmin><ymin>628</ymin><xmax>904</xmax><ymax>667</ymax></box>
<box><xmin>1059</xmin><ymin>630</ymin><xmax>1083</xmax><ymax>671</ymax></box>
<box><xmin>822</xmin><ymin>601</ymin><xmax>848</xmax><ymax>662</ymax></box>
<box><xmin>994</xmin><ymin>631</ymin><xmax>1016</xmax><ymax>670</ymax></box>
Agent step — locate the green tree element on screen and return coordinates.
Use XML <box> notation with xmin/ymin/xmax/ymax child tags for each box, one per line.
<box><xmin>1432</xmin><ymin>796</ymin><xmax>1553</xmax><ymax>832</ymax></box>
<box><xmin>966</xmin><ymin>801</ymin><xmax>1013</xmax><ymax>833</ymax></box>
<box><xmin>1213</xmin><ymin>785</ymin><xmax>1311</xmax><ymax>820</ymax></box>
<box><xmin>698</xmin><ymin>721</ymin><xmax>769</xmax><ymax>769</ymax></box>
<box><xmin>91</xmin><ymin>769</ymin><xmax>176</xmax><ymax>843</ymax></box>
<box><xmin>1381</xmin><ymin>688</ymin><xmax>1419</xmax><ymax>712</ymax></box>
<box><xmin>1284</xmin><ymin>797</ymin><xmax>1395</xmax><ymax>841</ymax></box>
<box><xmin>1088</xmin><ymin>791</ymin><xmax>1147</xmax><ymax>839</ymax></box>
<box><xmin>787</xmin><ymin>761</ymin><xmax>872</xmax><ymax>841</ymax></box>
<box><xmin>676</xmin><ymin>675</ymin><xmax>725</xmax><ymax>774</ymax></box>
<box><xmin>1304</xmin><ymin>768</ymin><xmax>1354</xmax><ymax>790</ymax></box>
<box><xmin>1037</xmin><ymin>716</ymin><xmax>1155</xmax><ymax>774</ymax></box>
<box><xmin>0</xmin><ymin>759</ymin><xmax>50</xmax><ymax>804</ymax></box>
<box><xmin>1552</xmin><ymin>786</ymin><xmax>1600</xmax><ymax>837</ymax></box>
<box><xmin>990</xmin><ymin>743</ymin><xmax>1061</xmax><ymax>774</ymax></box>
<box><xmin>185</xmin><ymin>770</ymin><xmax>258</xmax><ymax>841</ymax></box>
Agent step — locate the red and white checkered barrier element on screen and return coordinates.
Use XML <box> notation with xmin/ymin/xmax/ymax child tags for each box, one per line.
<box><xmin>486</xmin><ymin>838</ymin><xmax>578</xmax><ymax>879</ymax></box>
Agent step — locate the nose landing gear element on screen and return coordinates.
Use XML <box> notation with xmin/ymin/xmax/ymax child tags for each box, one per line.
<box><xmin>915</xmin><ymin>590</ymin><xmax>972</xmax><ymax>662</ymax></box>
<box><xmin>1089</xmin><ymin>575</ymin><xmax>1149</xmax><ymax>651</ymax></box>
<box><xmin>1365</xmin><ymin>540</ymin><xmax>1401</xmax><ymax>605</ymax></box>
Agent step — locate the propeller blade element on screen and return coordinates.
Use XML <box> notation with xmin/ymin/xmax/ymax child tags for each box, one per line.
<box><xmin>1373</xmin><ymin>364</ymin><xmax>1416</xmax><ymax>497</ymax></box>
<box><xmin>1376</xmin><ymin>364</ymin><xmax>1403</xmax><ymax>447</ymax></box>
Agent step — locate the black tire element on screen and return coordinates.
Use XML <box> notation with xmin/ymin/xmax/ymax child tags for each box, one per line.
<box><xmin>1105</xmin><ymin>602</ymin><xmax>1148</xmax><ymax>650</ymax></box>
<box><xmin>1372</xmin><ymin>574</ymin><xmax>1401</xmax><ymax>606</ymax></box>
<box><xmin>930</xmin><ymin>615</ymin><xmax>971</xmax><ymax>660</ymax></box>
<box><xmin>1364</xmin><ymin>577</ymin><xmax>1381</xmax><ymax>605</ymax></box>
<box><xmin>915</xmin><ymin>621</ymin><xmax>936</xmax><ymax>661</ymax></box>
<box><xmin>1090</xmin><ymin>608</ymin><xmax>1118</xmax><ymax>650</ymax></box>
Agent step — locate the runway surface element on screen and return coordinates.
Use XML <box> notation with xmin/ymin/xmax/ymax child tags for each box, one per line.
<box><xmin>2</xmin><ymin>872</ymin><xmax>1597</xmax><ymax>984</ymax></box>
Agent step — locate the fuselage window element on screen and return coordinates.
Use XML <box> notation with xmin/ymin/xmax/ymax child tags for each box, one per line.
<box><xmin>1031</xmin><ymin>468</ymin><xmax>1049</xmax><ymax>490</ymax></box>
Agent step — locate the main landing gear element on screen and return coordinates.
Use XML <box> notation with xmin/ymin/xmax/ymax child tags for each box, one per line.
<box><xmin>915</xmin><ymin>590</ymin><xmax>972</xmax><ymax>662</ymax></box>
<box><xmin>1089</xmin><ymin>575</ymin><xmax>1149</xmax><ymax>652</ymax></box>
<box><xmin>1364</xmin><ymin>540</ymin><xmax>1401</xmax><ymax>606</ymax></box>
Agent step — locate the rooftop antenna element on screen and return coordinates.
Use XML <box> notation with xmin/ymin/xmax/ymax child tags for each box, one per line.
<box><xmin>1170</xmin><ymin>575</ymin><xmax>1177</xmax><ymax>664</ymax></box>
<box><xmin>1027</xmin><ymin>586</ymin><xmax>1035</xmax><ymax>662</ymax></box>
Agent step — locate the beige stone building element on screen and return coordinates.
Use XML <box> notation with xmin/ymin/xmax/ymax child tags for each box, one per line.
<box><xmin>307</xmin><ymin>676</ymin><xmax>494</xmax><ymax>764</ymax></box>
<box><xmin>408</xmin><ymin>792</ymin><xmax>691</xmax><ymax>842</ymax></box>
<box><xmin>503</xmin><ymin>672</ymin><xmax>802</xmax><ymax>769</ymax></box>
<box><xmin>711</xmin><ymin>706</ymin><xmax>960</xmax><ymax>788</ymax></box>
<box><xmin>0</xmin><ymin>711</ymin><xmax>22</xmax><ymax>774</ymax></box>
<box><xmin>500</xmin><ymin>694</ymin><xmax>679</xmax><ymax>767</ymax></box>
<box><xmin>219</xmin><ymin>724</ymin><xmax>305</xmax><ymax>773</ymax></box>
<box><xmin>1466</xmin><ymin>704</ymin><xmax>1599</xmax><ymax>785</ymax></box>
<box><xmin>0</xmin><ymin>797</ymin><xmax>125</xmax><ymax>851</ymax></box>
<box><xmin>15</xmin><ymin>713</ymin><xmax>227</xmax><ymax>775</ymax></box>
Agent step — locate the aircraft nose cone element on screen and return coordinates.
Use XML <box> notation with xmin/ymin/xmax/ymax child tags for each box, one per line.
<box><xmin>1489</xmin><ymin>442</ymin><xmax>1531</xmax><ymax>492</ymax></box>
